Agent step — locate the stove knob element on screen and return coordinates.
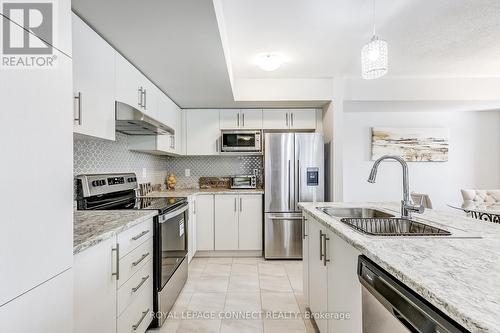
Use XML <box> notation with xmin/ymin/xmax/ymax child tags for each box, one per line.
<box><xmin>91</xmin><ymin>180</ymin><xmax>98</xmax><ymax>187</ymax></box>
<box><xmin>100</xmin><ymin>180</ymin><xmax>106</xmax><ymax>186</ymax></box>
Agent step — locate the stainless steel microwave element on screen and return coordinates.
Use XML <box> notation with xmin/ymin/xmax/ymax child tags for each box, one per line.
<box><xmin>221</xmin><ymin>130</ymin><xmax>262</xmax><ymax>153</ymax></box>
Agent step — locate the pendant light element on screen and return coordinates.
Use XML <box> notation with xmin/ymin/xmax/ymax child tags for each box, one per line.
<box><xmin>361</xmin><ymin>0</ymin><xmax>388</xmax><ymax>79</ymax></box>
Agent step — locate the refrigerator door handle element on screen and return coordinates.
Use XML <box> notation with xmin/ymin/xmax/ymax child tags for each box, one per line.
<box><xmin>296</xmin><ymin>159</ymin><xmax>300</xmax><ymax>211</ymax></box>
<box><xmin>287</xmin><ymin>160</ymin><xmax>291</xmax><ymax>210</ymax></box>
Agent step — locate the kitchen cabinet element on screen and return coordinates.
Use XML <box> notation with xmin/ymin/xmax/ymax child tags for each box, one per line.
<box><xmin>220</xmin><ymin>109</ymin><xmax>262</xmax><ymax>129</ymax></box>
<box><xmin>74</xmin><ymin>219</ymin><xmax>153</xmax><ymax>333</ymax></box>
<box><xmin>238</xmin><ymin>194</ymin><xmax>263</xmax><ymax>250</ymax></box>
<box><xmin>215</xmin><ymin>195</ymin><xmax>239</xmax><ymax>250</ymax></box>
<box><xmin>214</xmin><ymin>194</ymin><xmax>263</xmax><ymax>251</ymax></box>
<box><xmin>0</xmin><ymin>14</ymin><xmax>73</xmax><ymax>307</ymax></box>
<box><xmin>74</xmin><ymin>237</ymin><xmax>117</xmax><ymax>333</ymax></box>
<box><xmin>262</xmin><ymin>109</ymin><xmax>289</xmax><ymax>129</ymax></box>
<box><xmin>304</xmin><ymin>214</ymin><xmax>362</xmax><ymax>333</ymax></box>
<box><xmin>0</xmin><ymin>269</ymin><xmax>73</xmax><ymax>333</ymax></box>
<box><xmin>185</xmin><ymin>109</ymin><xmax>220</xmax><ymax>155</ymax></box>
<box><xmin>72</xmin><ymin>13</ymin><xmax>116</xmax><ymax>141</ymax></box>
<box><xmin>188</xmin><ymin>196</ymin><xmax>197</xmax><ymax>262</ymax></box>
<box><xmin>195</xmin><ymin>195</ymin><xmax>215</xmax><ymax>251</ymax></box>
<box><xmin>115</xmin><ymin>52</ymin><xmax>157</xmax><ymax>118</ymax></box>
<box><xmin>263</xmin><ymin>109</ymin><xmax>316</xmax><ymax>130</ymax></box>
<box><xmin>289</xmin><ymin>109</ymin><xmax>317</xmax><ymax>129</ymax></box>
<box><xmin>302</xmin><ymin>215</ymin><xmax>310</xmax><ymax>305</ymax></box>
<box><xmin>308</xmin><ymin>218</ymin><xmax>329</xmax><ymax>333</ymax></box>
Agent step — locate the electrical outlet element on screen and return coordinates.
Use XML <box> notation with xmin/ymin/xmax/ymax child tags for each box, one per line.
<box><xmin>142</xmin><ymin>168</ymin><xmax>147</xmax><ymax>178</ymax></box>
<box><xmin>185</xmin><ymin>169</ymin><xmax>190</xmax><ymax>177</ymax></box>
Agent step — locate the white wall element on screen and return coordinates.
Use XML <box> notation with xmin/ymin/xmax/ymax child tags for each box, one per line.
<box><xmin>342</xmin><ymin>109</ymin><xmax>500</xmax><ymax>210</ymax></box>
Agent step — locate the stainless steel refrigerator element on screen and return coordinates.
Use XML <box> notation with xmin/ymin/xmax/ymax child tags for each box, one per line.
<box><xmin>264</xmin><ymin>133</ymin><xmax>324</xmax><ymax>259</ymax></box>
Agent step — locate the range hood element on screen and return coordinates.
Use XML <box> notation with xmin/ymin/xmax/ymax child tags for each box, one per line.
<box><xmin>115</xmin><ymin>101</ymin><xmax>174</xmax><ymax>135</ymax></box>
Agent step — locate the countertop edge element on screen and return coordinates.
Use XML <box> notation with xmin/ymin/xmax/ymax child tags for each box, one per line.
<box><xmin>73</xmin><ymin>211</ymin><xmax>157</xmax><ymax>255</ymax></box>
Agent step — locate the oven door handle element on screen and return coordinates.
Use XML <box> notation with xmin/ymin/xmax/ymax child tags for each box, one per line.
<box><xmin>158</xmin><ymin>203</ymin><xmax>189</xmax><ymax>223</ymax></box>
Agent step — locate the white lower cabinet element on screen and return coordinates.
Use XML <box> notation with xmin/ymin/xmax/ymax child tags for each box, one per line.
<box><xmin>74</xmin><ymin>218</ymin><xmax>154</xmax><ymax>333</ymax></box>
<box><xmin>195</xmin><ymin>195</ymin><xmax>215</xmax><ymax>251</ymax></box>
<box><xmin>302</xmin><ymin>215</ymin><xmax>310</xmax><ymax>305</ymax></box>
<box><xmin>74</xmin><ymin>237</ymin><xmax>117</xmax><ymax>333</ymax></box>
<box><xmin>238</xmin><ymin>194</ymin><xmax>263</xmax><ymax>251</ymax></box>
<box><xmin>188</xmin><ymin>196</ymin><xmax>197</xmax><ymax>262</ymax></box>
<box><xmin>214</xmin><ymin>194</ymin><xmax>263</xmax><ymax>251</ymax></box>
<box><xmin>305</xmin><ymin>214</ymin><xmax>362</xmax><ymax>333</ymax></box>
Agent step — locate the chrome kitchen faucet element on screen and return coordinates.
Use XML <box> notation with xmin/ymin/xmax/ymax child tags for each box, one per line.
<box><xmin>367</xmin><ymin>155</ymin><xmax>425</xmax><ymax>219</ymax></box>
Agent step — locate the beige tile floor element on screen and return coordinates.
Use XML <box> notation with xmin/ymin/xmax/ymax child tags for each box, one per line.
<box><xmin>148</xmin><ymin>257</ymin><xmax>316</xmax><ymax>333</ymax></box>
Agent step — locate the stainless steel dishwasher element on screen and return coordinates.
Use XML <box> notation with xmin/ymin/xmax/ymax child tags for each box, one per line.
<box><xmin>357</xmin><ymin>256</ymin><xmax>469</xmax><ymax>333</ymax></box>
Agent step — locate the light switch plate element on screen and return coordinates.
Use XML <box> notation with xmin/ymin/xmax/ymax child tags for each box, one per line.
<box><xmin>185</xmin><ymin>169</ymin><xmax>190</xmax><ymax>177</ymax></box>
<box><xmin>142</xmin><ymin>168</ymin><xmax>147</xmax><ymax>178</ymax></box>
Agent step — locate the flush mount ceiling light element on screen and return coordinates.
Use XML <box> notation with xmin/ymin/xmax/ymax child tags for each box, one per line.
<box><xmin>256</xmin><ymin>53</ymin><xmax>284</xmax><ymax>71</ymax></box>
<box><xmin>361</xmin><ymin>0</ymin><xmax>388</xmax><ymax>80</ymax></box>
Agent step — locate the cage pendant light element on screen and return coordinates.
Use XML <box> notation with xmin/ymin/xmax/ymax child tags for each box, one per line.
<box><xmin>361</xmin><ymin>0</ymin><xmax>388</xmax><ymax>79</ymax></box>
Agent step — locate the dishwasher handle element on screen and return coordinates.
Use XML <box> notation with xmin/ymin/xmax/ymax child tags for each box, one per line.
<box><xmin>357</xmin><ymin>256</ymin><xmax>468</xmax><ymax>333</ymax></box>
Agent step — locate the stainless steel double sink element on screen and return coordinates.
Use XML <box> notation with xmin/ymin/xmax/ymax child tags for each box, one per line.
<box><xmin>316</xmin><ymin>207</ymin><xmax>451</xmax><ymax>236</ymax></box>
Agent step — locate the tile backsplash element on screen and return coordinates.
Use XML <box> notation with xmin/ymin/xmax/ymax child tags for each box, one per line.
<box><xmin>74</xmin><ymin>132</ymin><xmax>169</xmax><ymax>184</ymax></box>
<box><xmin>74</xmin><ymin>132</ymin><xmax>263</xmax><ymax>190</ymax></box>
<box><xmin>165</xmin><ymin>155</ymin><xmax>263</xmax><ymax>189</ymax></box>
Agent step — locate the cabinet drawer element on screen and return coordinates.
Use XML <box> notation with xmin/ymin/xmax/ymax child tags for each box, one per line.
<box><xmin>118</xmin><ymin>219</ymin><xmax>153</xmax><ymax>258</ymax></box>
<box><xmin>117</xmin><ymin>258</ymin><xmax>153</xmax><ymax>316</ymax></box>
<box><xmin>117</xmin><ymin>274</ymin><xmax>153</xmax><ymax>333</ymax></box>
<box><xmin>118</xmin><ymin>237</ymin><xmax>153</xmax><ymax>287</ymax></box>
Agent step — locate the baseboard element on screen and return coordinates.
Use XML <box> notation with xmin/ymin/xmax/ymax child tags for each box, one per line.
<box><xmin>194</xmin><ymin>250</ymin><xmax>263</xmax><ymax>258</ymax></box>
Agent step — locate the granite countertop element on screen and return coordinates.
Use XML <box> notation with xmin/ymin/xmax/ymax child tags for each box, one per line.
<box><xmin>145</xmin><ymin>188</ymin><xmax>264</xmax><ymax>198</ymax></box>
<box><xmin>74</xmin><ymin>210</ymin><xmax>157</xmax><ymax>255</ymax></box>
<box><xmin>299</xmin><ymin>201</ymin><xmax>500</xmax><ymax>333</ymax></box>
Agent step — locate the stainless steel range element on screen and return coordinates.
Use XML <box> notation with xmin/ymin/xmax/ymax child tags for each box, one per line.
<box><xmin>76</xmin><ymin>173</ymin><xmax>188</xmax><ymax>328</ymax></box>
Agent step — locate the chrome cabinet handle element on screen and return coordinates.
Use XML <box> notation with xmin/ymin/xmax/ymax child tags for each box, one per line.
<box><xmin>234</xmin><ymin>197</ymin><xmax>237</xmax><ymax>212</ymax></box>
<box><xmin>74</xmin><ymin>92</ymin><xmax>82</xmax><ymax>125</ymax></box>
<box><xmin>237</xmin><ymin>113</ymin><xmax>240</xmax><ymax>127</ymax></box>
<box><xmin>112</xmin><ymin>244</ymin><xmax>120</xmax><ymax>280</ymax></box>
<box><xmin>240</xmin><ymin>197</ymin><xmax>242</xmax><ymax>212</ymax></box>
<box><xmin>319</xmin><ymin>230</ymin><xmax>324</xmax><ymax>261</ymax></box>
<box><xmin>193</xmin><ymin>200</ymin><xmax>196</xmax><ymax>214</ymax></box>
<box><xmin>323</xmin><ymin>234</ymin><xmax>330</xmax><ymax>266</ymax></box>
<box><xmin>131</xmin><ymin>275</ymin><xmax>150</xmax><ymax>293</ymax></box>
<box><xmin>138</xmin><ymin>87</ymin><xmax>143</xmax><ymax>107</ymax></box>
<box><xmin>242</xmin><ymin>113</ymin><xmax>245</xmax><ymax>127</ymax></box>
<box><xmin>132</xmin><ymin>252</ymin><xmax>150</xmax><ymax>267</ymax></box>
<box><xmin>142</xmin><ymin>89</ymin><xmax>147</xmax><ymax>109</ymax></box>
<box><xmin>268</xmin><ymin>216</ymin><xmax>303</xmax><ymax>221</ymax></box>
<box><xmin>172</xmin><ymin>135</ymin><xmax>175</xmax><ymax>150</ymax></box>
<box><xmin>291</xmin><ymin>112</ymin><xmax>294</xmax><ymax>127</ymax></box>
<box><xmin>285</xmin><ymin>113</ymin><xmax>288</xmax><ymax>126</ymax></box>
<box><xmin>131</xmin><ymin>230</ymin><xmax>149</xmax><ymax>241</ymax></box>
<box><xmin>132</xmin><ymin>308</ymin><xmax>150</xmax><ymax>331</ymax></box>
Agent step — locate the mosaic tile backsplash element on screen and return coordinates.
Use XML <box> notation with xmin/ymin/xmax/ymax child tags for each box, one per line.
<box><xmin>74</xmin><ymin>132</ymin><xmax>169</xmax><ymax>184</ymax></box>
<box><xmin>74</xmin><ymin>132</ymin><xmax>263</xmax><ymax>190</ymax></box>
<box><xmin>166</xmin><ymin>155</ymin><xmax>263</xmax><ymax>189</ymax></box>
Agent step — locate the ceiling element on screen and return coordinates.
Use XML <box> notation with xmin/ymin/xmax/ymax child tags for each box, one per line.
<box><xmin>73</xmin><ymin>0</ymin><xmax>500</xmax><ymax>108</ymax></box>
<box><xmin>219</xmin><ymin>0</ymin><xmax>500</xmax><ymax>78</ymax></box>
<box><xmin>72</xmin><ymin>0</ymin><xmax>237</xmax><ymax>108</ymax></box>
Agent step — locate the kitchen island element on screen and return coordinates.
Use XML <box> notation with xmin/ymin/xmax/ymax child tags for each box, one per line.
<box><xmin>300</xmin><ymin>202</ymin><xmax>500</xmax><ymax>333</ymax></box>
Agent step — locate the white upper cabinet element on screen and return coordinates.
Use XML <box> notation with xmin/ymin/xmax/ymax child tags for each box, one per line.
<box><xmin>220</xmin><ymin>109</ymin><xmax>263</xmax><ymax>129</ymax></box>
<box><xmin>72</xmin><ymin>14</ymin><xmax>116</xmax><ymax>141</ymax></box>
<box><xmin>263</xmin><ymin>109</ymin><xmax>290</xmax><ymax>129</ymax></box>
<box><xmin>289</xmin><ymin>109</ymin><xmax>316</xmax><ymax>129</ymax></box>
<box><xmin>185</xmin><ymin>109</ymin><xmax>220</xmax><ymax>155</ymax></box>
<box><xmin>115</xmin><ymin>53</ymin><xmax>157</xmax><ymax>118</ymax></box>
<box><xmin>263</xmin><ymin>109</ymin><xmax>316</xmax><ymax>130</ymax></box>
<box><xmin>220</xmin><ymin>109</ymin><xmax>240</xmax><ymax>129</ymax></box>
